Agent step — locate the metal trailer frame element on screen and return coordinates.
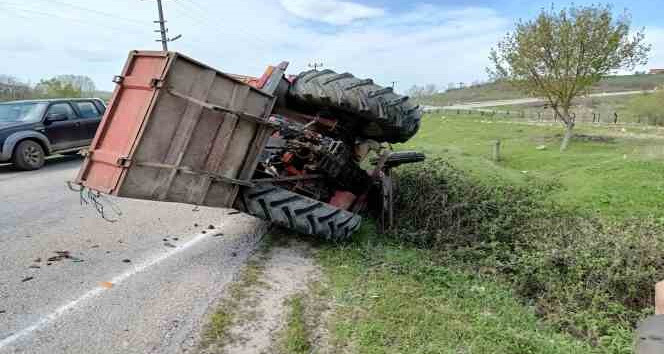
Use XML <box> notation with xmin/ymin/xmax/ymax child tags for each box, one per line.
<box><xmin>75</xmin><ymin>51</ymin><xmax>287</xmax><ymax>209</ymax></box>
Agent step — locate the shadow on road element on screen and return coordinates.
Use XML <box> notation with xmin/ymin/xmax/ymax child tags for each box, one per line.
<box><xmin>0</xmin><ymin>155</ymin><xmax>84</xmax><ymax>174</ymax></box>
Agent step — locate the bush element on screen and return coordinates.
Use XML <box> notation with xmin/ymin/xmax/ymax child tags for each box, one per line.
<box><xmin>391</xmin><ymin>158</ymin><xmax>664</xmax><ymax>348</ymax></box>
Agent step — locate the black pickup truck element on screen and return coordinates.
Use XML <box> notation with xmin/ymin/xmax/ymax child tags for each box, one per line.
<box><xmin>0</xmin><ymin>98</ymin><xmax>106</xmax><ymax>170</ymax></box>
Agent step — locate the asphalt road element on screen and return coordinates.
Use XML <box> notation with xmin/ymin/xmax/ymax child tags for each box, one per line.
<box><xmin>422</xmin><ymin>89</ymin><xmax>653</xmax><ymax>111</ymax></box>
<box><xmin>0</xmin><ymin>156</ymin><xmax>266</xmax><ymax>353</ymax></box>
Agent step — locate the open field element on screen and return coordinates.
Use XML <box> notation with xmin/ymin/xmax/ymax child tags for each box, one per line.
<box><xmin>417</xmin><ymin>74</ymin><xmax>664</xmax><ymax>106</ymax></box>
<box><xmin>404</xmin><ymin>115</ymin><xmax>664</xmax><ymax>218</ymax></box>
<box><xmin>291</xmin><ymin>114</ymin><xmax>664</xmax><ymax>353</ymax></box>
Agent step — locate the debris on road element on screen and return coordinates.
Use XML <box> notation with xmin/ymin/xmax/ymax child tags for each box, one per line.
<box><xmin>47</xmin><ymin>251</ymin><xmax>71</xmax><ymax>262</ymax></box>
<box><xmin>164</xmin><ymin>242</ymin><xmax>177</xmax><ymax>248</ymax></box>
<box><xmin>194</xmin><ymin>223</ymin><xmax>199</xmax><ymax>227</ymax></box>
<box><xmin>0</xmin><ymin>310</ymin><xmax>5</xmax><ymax>314</ymax></box>
<box><xmin>100</xmin><ymin>282</ymin><xmax>113</xmax><ymax>288</ymax></box>
<box><xmin>21</xmin><ymin>276</ymin><xmax>34</xmax><ymax>282</ymax></box>
<box><xmin>201</xmin><ymin>230</ymin><xmax>207</xmax><ymax>234</ymax></box>
<box><xmin>122</xmin><ymin>259</ymin><xmax>131</xmax><ymax>263</ymax></box>
<box><xmin>207</xmin><ymin>225</ymin><xmax>215</xmax><ymax>230</ymax></box>
<box><xmin>227</xmin><ymin>211</ymin><xmax>241</xmax><ymax>215</ymax></box>
<box><xmin>213</xmin><ymin>232</ymin><xmax>224</xmax><ymax>237</ymax></box>
<box><xmin>28</xmin><ymin>265</ymin><xmax>40</xmax><ymax>269</ymax></box>
<box><xmin>34</xmin><ymin>258</ymin><xmax>41</xmax><ymax>262</ymax></box>
<box><xmin>172</xmin><ymin>237</ymin><xmax>179</xmax><ymax>241</ymax></box>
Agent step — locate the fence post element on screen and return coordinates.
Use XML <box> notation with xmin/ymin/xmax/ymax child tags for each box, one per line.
<box><xmin>491</xmin><ymin>140</ymin><xmax>501</xmax><ymax>161</ymax></box>
<box><xmin>614</xmin><ymin>112</ymin><xmax>618</xmax><ymax>124</ymax></box>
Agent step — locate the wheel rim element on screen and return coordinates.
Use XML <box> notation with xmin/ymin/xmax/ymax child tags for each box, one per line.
<box><xmin>23</xmin><ymin>145</ymin><xmax>41</xmax><ymax>166</ymax></box>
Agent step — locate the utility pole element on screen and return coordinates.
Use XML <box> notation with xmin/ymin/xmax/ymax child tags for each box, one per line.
<box><xmin>308</xmin><ymin>61</ymin><xmax>324</xmax><ymax>71</ymax></box>
<box><xmin>147</xmin><ymin>0</ymin><xmax>181</xmax><ymax>51</ymax></box>
<box><xmin>155</xmin><ymin>0</ymin><xmax>168</xmax><ymax>50</ymax></box>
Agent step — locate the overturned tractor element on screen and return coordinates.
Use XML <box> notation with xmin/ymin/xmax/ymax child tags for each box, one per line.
<box><xmin>75</xmin><ymin>51</ymin><xmax>424</xmax><ymax>240</ymax></box>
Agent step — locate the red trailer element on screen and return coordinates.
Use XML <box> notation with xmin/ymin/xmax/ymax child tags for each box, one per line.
<box><xmin>75</xmin><ymin>50</ymin><xmax>423</xmax><ymax>239</ymax></box>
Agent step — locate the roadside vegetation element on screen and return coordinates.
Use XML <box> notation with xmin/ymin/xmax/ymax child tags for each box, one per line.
<box><xmin>0</xmin><ymin>74</ymin><xmax>111</xmax><ymax>102</ymax></box>
<box><xmin>311</xmin><ymin>113</ymin><xmax>664</xmax><ymax>353</ymax></box>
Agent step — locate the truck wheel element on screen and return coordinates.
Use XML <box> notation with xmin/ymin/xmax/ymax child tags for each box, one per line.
<box><xmin>13</xmin><ymin>140</ymin><xmax>45</xmax><ymax>170</ymax></box>
<box><xmin>288</xmin><ymin>69</ymin><xmax>421</xmax><ymax>143</ymax></box>
<box><xmin>241</xmin><ymin>184</ymin><xmax>361</xmax><ymax>241</ymax></box>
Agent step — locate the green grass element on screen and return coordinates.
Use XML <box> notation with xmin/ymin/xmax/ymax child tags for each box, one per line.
<box><xmin>312</xmin><ymin>114</ymin><xmax>664</xmax><ymax>353</ymax></box>
<box><xmin>280</xmin><ymin>295</ymin><xmax>312</xmax><ymax>354</ymax></box>
<box><xmin>399</xmin><ymin>114</ymin><xmax>664</xmax><ymax>218</ymax></box>
<box><xmin>417</xmin><ymin>74</ymin><xmax>664</xmax><ymax>106</ymax></box>
<box><xmin>317</xmin><ymin>226</ymin><xmax>602</xmax><ymax>354</ymax></box>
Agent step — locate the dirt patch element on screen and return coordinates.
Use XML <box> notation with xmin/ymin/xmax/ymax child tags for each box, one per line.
<box><xmin>198</xmin><ymin>237</ymin><xmax>323</xmax><ymax>354</ymax></box>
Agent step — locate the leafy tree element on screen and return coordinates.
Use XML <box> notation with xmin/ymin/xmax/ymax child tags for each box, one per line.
<box><xmin>407</xmin><ymin>84</ymin><xmax>438</xmax><ymax>98</ymax></box>
<box><xmin>488</xmin><ymin>4</ymin><xmax>649</xmax><ymax>150</ymax></box>
<box><xmin>35</xmin><ymin>78</ymin><xmax>82</xmax><ymax>98</ymax></box>
<box><xmin>54</xmin><ymin>75</ymin><xmax>96</xmax><ymax>97</ymax></box>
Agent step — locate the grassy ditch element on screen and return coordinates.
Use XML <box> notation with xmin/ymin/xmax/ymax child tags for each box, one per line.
<box><xmin>315</xmin><ymin>115</ymin><xmax>664</xmax><ymax>353</ymax></box>
<box><xmin>393</xmin><ymin>158</ymin><xmax>662</xmax><ymax>349</ymax></box>
<box><xmin>317</xmin><ymin>226</ymin><xmax>598</xmax><ymax>353</ymax></box>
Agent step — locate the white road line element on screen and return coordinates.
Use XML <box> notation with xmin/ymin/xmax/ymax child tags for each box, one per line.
<box><xmin>0</xmin><ymin>230</ymin><xmax>217</xmax><ymax>349</ymax></box>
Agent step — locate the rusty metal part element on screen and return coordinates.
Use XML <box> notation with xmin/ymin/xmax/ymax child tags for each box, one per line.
<box><xmin>351</xmin><ymin>150</ymin><xmax>389</xmax><ymax>214</ymax></box>
<box><xmin>251</xmin><ymin>174</ymin><xmax>323</xmax><ymax>183</ymax></box>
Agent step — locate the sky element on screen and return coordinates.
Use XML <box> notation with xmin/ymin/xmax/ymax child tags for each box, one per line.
<box><xmin>0</xmin><ymin>0</ymin><xmax>662</xmax><ymax>93</ymax></box>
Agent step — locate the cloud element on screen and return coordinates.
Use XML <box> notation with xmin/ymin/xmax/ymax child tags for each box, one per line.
<box><xmin>0</xmin><ymin>37</ymin><xmax>44</xmax><ymax>53</ymax></box>
<box><xmin>279</xmin><ymin>0</ymin><xmax>384</xmax><ymax>25</ymax></box>
<box><xmin>0</xmin><ymin>0</ymin><xmax>510</xmax><ymax>92</ymax></box>
<box><xmin>65</xmin><ymin>47</ymin><xmax>115</xmax><ymax>63</ymax></box>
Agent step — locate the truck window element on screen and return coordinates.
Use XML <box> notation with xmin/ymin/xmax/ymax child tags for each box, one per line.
<box><xmin>93</xmin><ymin>100</ymin><xmax>107</xmax><ymax>115</ymax></box>
<box><xmin>75</xmin><ymin>101</ymin><xmax>100</xmax><ymax>118</ymax></box>
<box><xmin>46</xmin><ymin>103</ymin><xmax>75</xmax><ymax>119</ymax></box>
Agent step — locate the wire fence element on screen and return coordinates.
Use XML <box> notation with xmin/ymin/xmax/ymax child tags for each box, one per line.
<box><xmin>431</xmin><ymin>107</ymin><xmax>662</xmax><ymax>126</ymax></box>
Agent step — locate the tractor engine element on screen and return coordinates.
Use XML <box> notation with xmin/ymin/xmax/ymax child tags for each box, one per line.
<box><xmin>256</xmin><ymin>115</ymin><xmax>373</xmax><ymax>205</ymax></box>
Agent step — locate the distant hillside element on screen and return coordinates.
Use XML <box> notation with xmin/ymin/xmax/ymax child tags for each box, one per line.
<box><xmin>417</xmin><ymin>74</ymin><xmax>664</xmax><ymax>106</ymax></box>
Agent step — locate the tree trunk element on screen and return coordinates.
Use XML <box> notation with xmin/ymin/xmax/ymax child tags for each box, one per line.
<box><xmin>560</xmin><ymin>122</ymin><xmax>574</xmax><ymax>151</ymax></box>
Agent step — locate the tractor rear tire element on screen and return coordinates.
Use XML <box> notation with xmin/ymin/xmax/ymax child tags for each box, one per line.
<box><xmin>241</xmin><ymin>184</ymin><xmax>361</xmax><ymax>241</ymax></box>
<box><xmin>288</xmin><ymin>69</ymin><xmax>421</xmax><ymax>143</ymax></box>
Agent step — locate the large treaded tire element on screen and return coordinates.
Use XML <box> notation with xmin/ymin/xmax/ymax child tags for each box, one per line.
<box><xmin>241</xmin><ymin>184</ymin><xmax>361</xmax><ymax>241</ymax></box>
<box><xmin>288</xmin><ymin>69</ymin><xmax>421</xmax><ymax>143</ymax></box>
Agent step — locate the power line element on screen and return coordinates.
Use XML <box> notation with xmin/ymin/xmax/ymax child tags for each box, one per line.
<box><xmin>0</xmin><ymin>1</ymin><xmax>146</xmax><ymax>35</ymax></box>
<box><xmin>33</xmin><ymin>0</ymin><xmax>146</xmax><ymax>26</ymax></box>
<box><xmin>170</xmin><ymin>0</ymin><xmax>273</xmax><ymax>47</ymax></box>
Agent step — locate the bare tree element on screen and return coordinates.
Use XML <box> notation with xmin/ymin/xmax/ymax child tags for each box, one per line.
<box><xmin>489</xmin><ymin>4</ymin><xmax>649</xmax><ymax>150</ymax></box>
